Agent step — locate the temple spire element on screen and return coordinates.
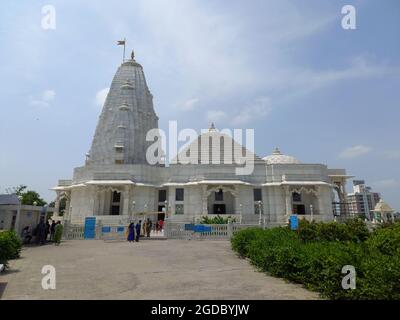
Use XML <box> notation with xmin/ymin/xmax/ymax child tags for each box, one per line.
<box><xmin>89</xmin><ymin>54</ymin><xmax>159</xmax><ymax>165</ymax></box>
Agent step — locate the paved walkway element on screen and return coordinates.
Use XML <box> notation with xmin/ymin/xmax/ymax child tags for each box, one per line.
<box><xmin>0</xmin><ymin>240</ymin><xmax>319</xmax><ymax>300</ymax></box>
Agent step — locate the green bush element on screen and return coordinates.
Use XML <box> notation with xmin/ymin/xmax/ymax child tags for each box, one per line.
<box><xmin>355</xmin><ymin>250</ymin><xmax>400</xmax><ymax>300</ymax></box>
<box><xmin>231</xmin><ymin>221</ymin><xmax>400</xmax><ymax>300</ymax></box>
<box><xmin>231</xmin><ymin>227</ymin><xmax>264</xmax><ymax>257</ymax></box>
<box><xmin>297</xmin><ymin>218</ymin><xmax>370</xmax><ymax>243</ymax></box>
<box><xmin>366</xmin><ymin>221</ymin><xmax>400</xmax><ymax>256</ymax></box>
<box><xmin>199</xmin><ymin>215</ymin><xmax>236</xmax><ymax>224</ymax></box>
<box><xmin>343</xmin><ymin>218</ymin><xmax>370</xmax><ymax>242</ymax></box>
<box><xmin>0</xmin><ymin>230</ymin><xmax>22</xmax><ymax>267</ymax></box>
<box><xmin>297</xmin><ymin>242</ymin><xmax>367</xmax><ymax>299</ymax></box>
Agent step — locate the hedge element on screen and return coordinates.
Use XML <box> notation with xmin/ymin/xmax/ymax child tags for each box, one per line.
<box><xmin>231</xmin><ymin>220</ymin><xmax>400</xmax><ymax>299</ymax></box>
<box><xmin>0</xmin><ymin>230</ymin><xmax>22</xmax><ymax>268</ymax></box>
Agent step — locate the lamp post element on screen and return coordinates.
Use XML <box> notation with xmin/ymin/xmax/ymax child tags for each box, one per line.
<box><xmin>131</xmin><ymin>201</ymin><xmax>136</xmax><ymax>222</ymax></box>
<box><xmin>258</xmin><ymin>200</ymin><xmax>263</xmax><ymax>226</ymax></box>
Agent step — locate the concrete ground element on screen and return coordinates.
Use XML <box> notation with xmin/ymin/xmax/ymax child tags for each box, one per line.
<box><xmin>0</xmin><ymin>240</ymin><xmax>319</xmax><ymax>300</ymax></box>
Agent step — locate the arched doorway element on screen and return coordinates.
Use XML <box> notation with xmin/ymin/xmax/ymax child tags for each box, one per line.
<box><xmin>206</xmin><ymin>185</ymin><xmax>237</xmax><ymax>215</ymax></box>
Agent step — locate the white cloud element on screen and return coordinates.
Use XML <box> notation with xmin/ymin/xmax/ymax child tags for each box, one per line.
<box><xmin>272</xmin><ymin>56</ymin><xmax>397</xmax><ymax>105</ymax></box>
<box><xmin>87</xmin><ymin>1</ymin><xmax>398</xmax><ymax>121</ymax></box>
<box><xmin>372</xmin><ymin>179</ymin><xmax>399</xmax><ymax>189</ymax></box>
<box><xmin>29</xmin><ymin>89</ymin><xmax>56</xmax><ymax>108</ymax></box>
<box><xmin>339</xmin><ymin>145</ymin><xmax>372</xmax><ymax>159</ymax></box>
<box><xmin>231</xmin><ymin>97</ymin><xmax>272</xmax><ymax>126</ymax></box>
<box><xmin>178</xmin><ymin>98</ymin><xmax>199</xmax><ymax>111</ymax></box>
<box><xmin>42</xmin><ymin>90</ymin><xmax>56</xmax><ymax>102</ymax></box>
<box><xmin>207</xmin><ymin>110</ymin><xmax>227</xmax><ymax>123</ymax></box>
<box><xmin>95</xmin><ymin>88</ymin><xmax>110</xmax><ymax>108</ymax></box>
<box><xmin>206</xmin><ymin>97</ymin><xmax>272</xmax><ymax>126</ymax></box>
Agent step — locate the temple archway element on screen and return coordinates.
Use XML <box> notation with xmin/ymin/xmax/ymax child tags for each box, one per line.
<box><xmin>206</xmin><ymin>185</ymin><xmax>237</xmax><ymax>215</ymax></box>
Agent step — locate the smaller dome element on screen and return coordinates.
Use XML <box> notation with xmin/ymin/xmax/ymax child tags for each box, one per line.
<box><xmin>263</xmin><ymin>147</ymin><xmax>300</xmax><ymax>164</ymax></box>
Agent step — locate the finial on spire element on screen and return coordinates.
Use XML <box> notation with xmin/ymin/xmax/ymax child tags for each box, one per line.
<box><xmin>209</xmin><ymin>122</ymin><xmax>216</xmax><ymax>131</ymax></box>
<box><xmin>131</xmin><ymin>49</ymin><xmax>135</xmax><ymax>60</ymax></box>
<box><xmin>273</xmin><ymin>147</ymin><xmax>281</xmax><ymax>155</ymax></box>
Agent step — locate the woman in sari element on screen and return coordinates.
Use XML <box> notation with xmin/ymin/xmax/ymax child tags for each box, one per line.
<box><xmin>54</xmin><ymin>221</ymin><xmax>63</xmax><ymax>246</ymax></box>
<box><xmin>127</xmin><ymin>222</ymin><xmax>135</xmax><ymax>242</ymax></box>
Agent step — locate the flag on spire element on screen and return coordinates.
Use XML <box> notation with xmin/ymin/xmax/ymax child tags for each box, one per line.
<box><xmin>117</xmin><ymin>38</ymin><xmax>126</xmax><ymax>63</ymax></box>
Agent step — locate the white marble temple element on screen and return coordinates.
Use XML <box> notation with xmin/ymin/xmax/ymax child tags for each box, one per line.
<box><xmin>53</xmin><ymin>54</ymin><xmax>351</xmax><ymax>225</ymax></box>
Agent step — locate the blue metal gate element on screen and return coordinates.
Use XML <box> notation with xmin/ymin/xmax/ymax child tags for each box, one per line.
<box><xmin>84</xmin><ymin>217</ymin><xmax>96</xmax><ymax>239</ymax></box>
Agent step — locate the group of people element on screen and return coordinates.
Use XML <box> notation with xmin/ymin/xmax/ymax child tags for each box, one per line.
<box><xmin>127</xmin><ymin>218</ymin><xmax>159</xmax><ymax>242</ymax></box>
<box><xmin>22</xmin><ymin>218</ymin><xmax>63</xmax><ymax>246</ymax></box>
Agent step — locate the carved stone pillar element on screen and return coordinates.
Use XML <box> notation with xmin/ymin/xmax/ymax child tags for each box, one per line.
<box><xmin>316</xmin><ymin>186</ymin><xmax>324</xmax><ymax>215</ymax></box>
<box><xmin>122</xmin><ymin>185</ymin><xmax>130</xmax><ymax>216</ymax></box>
<box><xmin>284</xmin><ymin>186</ymin><xmax>292</xmax><ymax>218</ymax></box>
<box><xmin>168</xmin><ymin>186</ymin><xmax>175</xmax><ymax>217</ymax></box>
<box><xmin>65</xmin><ymin>191</ymin><xmax>71</xmax><ymax>221</ymax></box>
<box><xmin>54</xmin><ymin>191</ymin><xmax>61</xmax><ymax>216</ymax></box>
<box><xmin>202</xmin><ymin>185</ymin><xmax>208</xmax><ymax>215</ymax></box>
<box><xmin>234</xmin><ymin>185</ymin><xmax>240</xmax><ymax>215</ymax></box>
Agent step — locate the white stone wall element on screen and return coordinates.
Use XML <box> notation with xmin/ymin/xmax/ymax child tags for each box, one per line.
<box><xmin>132</xmin><ymin>186</ymin><xmax>156</xmax><ymax>213</ymax></box>
<box><xmin>0</xmin><ymin>206</ymin><xmax>54</xmax><ymax>235</ymax></box>
<box><xmin>70</xmin><ymin>187</ymin><xmax>96</xmax><ymax>218</ymax></box>
<box><xmin>184</xmin><ymin>185</ymin><xmax>202</xmax><ymax>217</ymax></box>
<box><xmin>317</xmin><ymin>185</ymin><xmax>334</xmax><ymax>221</ymax></box>
<box><xmin>63</xmin><ymin>158</ymin><xmax>339</xmax><ymax>223</ymax></box>
<box><xmin>0</xmin><ymin>209</ymin><xmax>14</xmax><ymax>231</ymax></box>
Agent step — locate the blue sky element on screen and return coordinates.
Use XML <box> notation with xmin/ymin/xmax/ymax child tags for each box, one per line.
<box><xmin>0</xmin><ymin>0</ymin><xmax>399</xmax><ymax>210</ymax></box>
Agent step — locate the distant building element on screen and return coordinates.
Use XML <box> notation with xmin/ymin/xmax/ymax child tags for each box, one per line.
<box><xmin>0</xmin><ymin>194</ymin><xmax>54</xmax><ymax>236</ymax></box>
<box><xmin>347</xmin><ymin>180</ymin><xmax>381</xmax><ymax>219</ymax></box>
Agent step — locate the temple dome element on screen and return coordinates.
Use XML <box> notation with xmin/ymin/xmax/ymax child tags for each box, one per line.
<box><xmin>171</xmin><ymin>124</ymin><xmax>263</xmax><ymax>164</ymax></box>
<box><xmin>263</xmin><ymin>147</ymin><xmax>300</xmax><ymax>164</ymax></box>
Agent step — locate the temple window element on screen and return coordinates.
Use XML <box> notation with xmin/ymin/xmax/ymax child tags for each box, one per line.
<box><xmin>175</xmin><ymin>188</ymin><xmax>184</xmax><ymax>201</ymax></box>
<box><xmin>158</xmin><ymin>190</ymin><xmax>167</xmax><ymax>202</ymax></box>
<box><xmin>175</xmin><ymin>204</ymin><xmax>184</xmax><ymax>215</ymax></box>
<box><xmin>253</xmin><ymin>188</ymin><xmax>262</xmax><ymax>201</ymax></box>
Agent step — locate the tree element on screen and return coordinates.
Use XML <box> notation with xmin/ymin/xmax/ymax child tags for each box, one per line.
<box><xmin>6</xmin><ymin>185</ymin><xmax>27</xmax><ymax>196</ymax></box>
<box><xmin>6</xmin><ymin>185</ymin><xmax>47</xmax><ymax>206</ymax></box>
<box><xmin>21</xmin><ymin>191</ymin><xmax>47</xmax><ymax>206</ymax></box>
